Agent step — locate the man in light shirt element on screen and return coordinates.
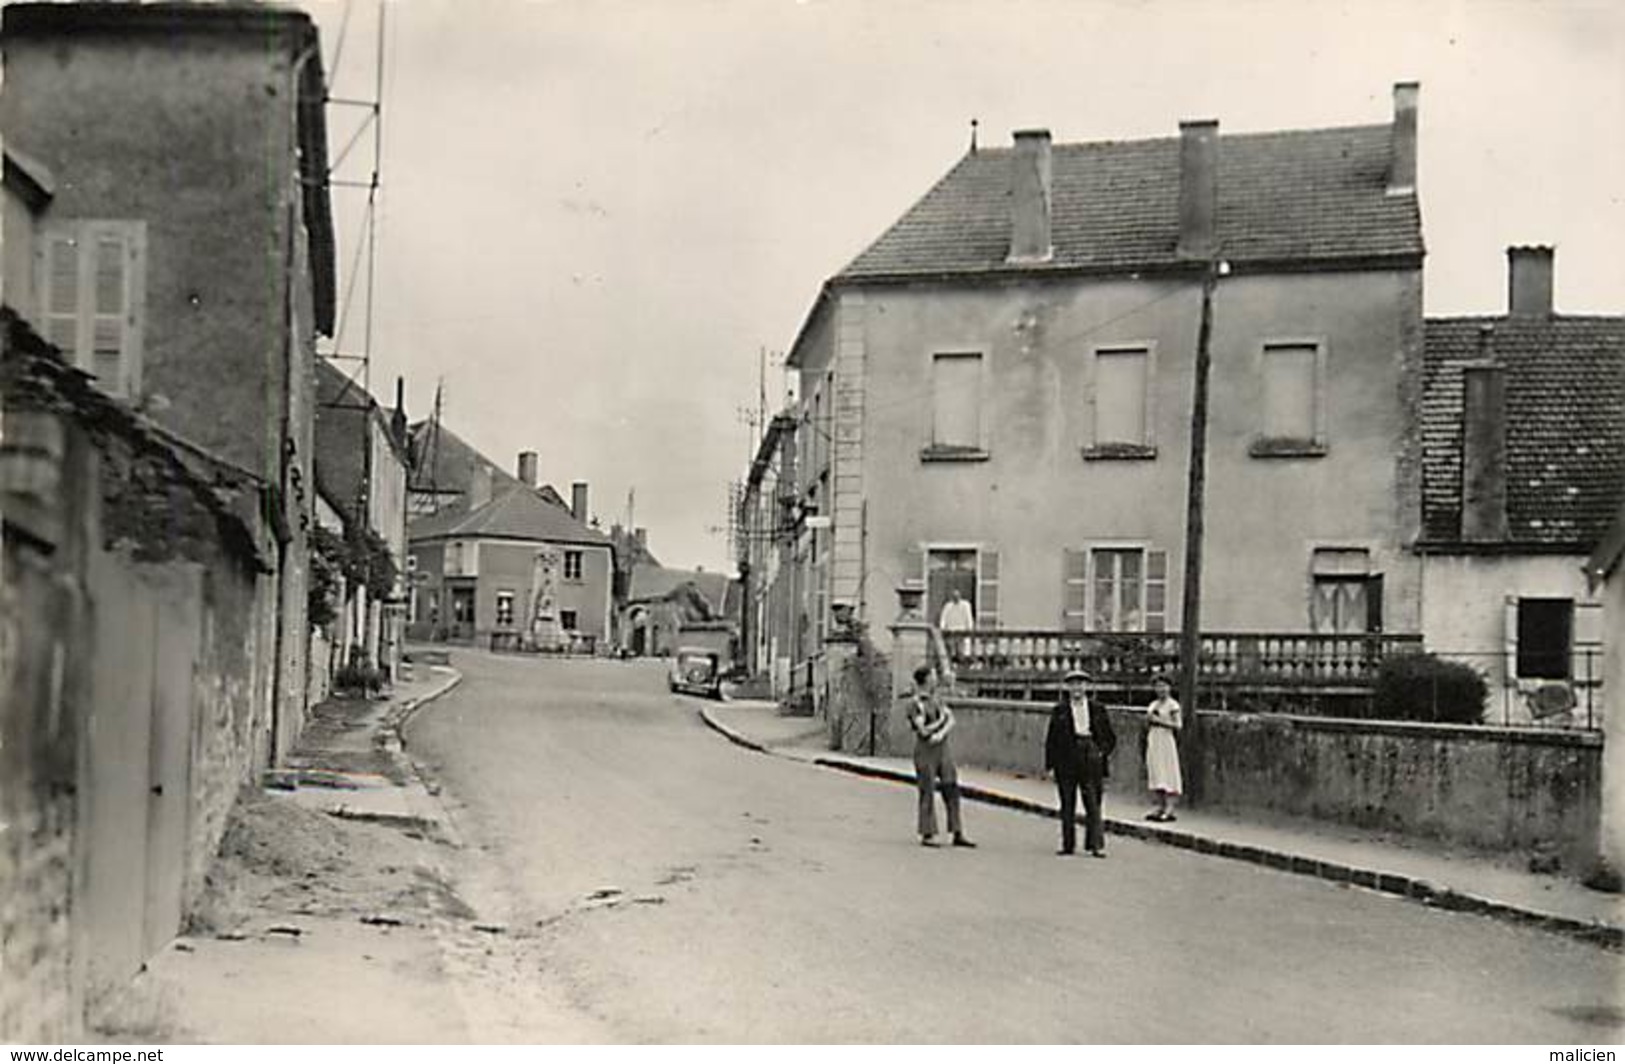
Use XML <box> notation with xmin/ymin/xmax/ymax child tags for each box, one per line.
<box><xmin>1043</xmin><ymin>669</ymin><xmax>1117</xmax><ymax>857</ymax></box>
<box><xmin>937</xmin><ymin>588</ymin><xmax>975</xmax><ymax>632</ymax></box>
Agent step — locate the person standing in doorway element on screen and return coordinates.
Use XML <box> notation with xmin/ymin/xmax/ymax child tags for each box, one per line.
<box><xmin>1144</xmin><ymin>675</ymin><xmax>1183</xmax><ymax>821</ymax></box>
<box><xmin>907</xmin><ymin>665</ymin><xmax>975</xmax><ymax>849</ymax></box>
<box><xmin>1044</xmin><ymin>669</ymin><xmax>1117</xmax><ymax>857</ymax></box>
<box><xmin>937</xmin><ymin>588</ymin><xmax>975</xmax><ymax>633</ymax></box>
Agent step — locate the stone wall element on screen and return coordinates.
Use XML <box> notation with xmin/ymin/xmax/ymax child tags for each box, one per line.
<box><xmin>923</xmin><ymin>695</ymin><xmax>1602</xmax><ymax>869</ymax></box>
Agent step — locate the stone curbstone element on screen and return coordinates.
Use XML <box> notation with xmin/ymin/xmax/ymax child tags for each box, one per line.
<box><xmin>706</xmin><ymin>721</ymin><xmax>1621</xmax><ymax>951</ymax></box>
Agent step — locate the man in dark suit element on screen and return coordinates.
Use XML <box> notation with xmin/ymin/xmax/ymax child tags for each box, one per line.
<box><xmin>1044</xmin><ymin>669</ymin><xmax>1117</xmax><ymax>857</ymax></box>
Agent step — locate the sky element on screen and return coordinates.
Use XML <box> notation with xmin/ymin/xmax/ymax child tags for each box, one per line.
<box><xmin>308</xmin><ymin>0</ymin><xmax>1625</xmax><ymax>574</ymax></box>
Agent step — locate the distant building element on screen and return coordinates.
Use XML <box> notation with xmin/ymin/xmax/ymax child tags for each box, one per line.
<box><xmin>314</xmin><ymin>359</ymin><xmax>412</xmax><ymax>681</ymax></box>
<box><xmin>621</xmin><ymin>564</ymin><xmax>735</xmax><ymax>659</ymax></box>
<box><xmin>406</xmin><ymin>421</ymin><xmax>567</xmax><ymax>516</ymax></box>
<box><xmin>408</xmin><ymin>464</ymin><xmax>614</xmax><ymax>650</ymax></box>
<box><xmin>1419</xmin><ymin>247</ymin><xmax>1624</xmax><ymax>722</ymax></box>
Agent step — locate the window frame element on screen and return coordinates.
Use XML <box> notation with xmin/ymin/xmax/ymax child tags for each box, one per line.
<box><xmin>1251</xmin><ymin>337</ymin><xmax>1329</xmax><ymax>458</ymax></box>
<box><xmin>1515</xmin><ymin>597</ymin><xmax>1574</xmax><ymax>681</ymax></box>
<box><xmin>36</xmin><ymin>219</ymin><xmax>147</xmax><ymax>400</ymax></box>
<box><xmin>1084</xmin><ymin>341</ymin><xmax>1157</xmax><ymax>460</ymax></box>
<box><xmin>563</xmin><ymin>549</ymin><xmax>584</xmax><ymax>582</ymax></box>
<box><xmin>495</xmin><ymin>589</ymin><xmax>516</xmax><ymax>628</ymax></box>
<box><xmin>1065</xmin><ymin>542</ymin><xmax>1168</xmax><ymax>633</ymax></box>
<box><xmin>922</xmin><ymin>349</ymin><xmax>989</xmax><ymax>461</ymax></box>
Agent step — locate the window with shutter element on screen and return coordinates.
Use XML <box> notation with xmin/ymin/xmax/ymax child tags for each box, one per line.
<box><xmin>1516</xmin><ymin>598</ymin><xmax>1573</xmax><ymax>680</ymax></box>
<box><xmin>37</xmin><ymin>220</ymin><xmax>145</xmax><ymax>399</ymax></box>
<box><xmin>1089</xmin><ymin>547</ymin><xmax>1160</xmax><ymax>632</ymax></box>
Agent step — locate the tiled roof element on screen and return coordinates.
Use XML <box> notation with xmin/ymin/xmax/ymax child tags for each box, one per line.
<box><xmin>408</xmin><ymin>483</ymin><xmax>611</xmax><ymax>548</ymax></box>
<box><xmin>627</xmin><ymin>563</ymin><xmax>730</xmax><ymax>612</ymax></box>
<box><xmin>1421</xmin><ymin>315</ymin><xmax>1625</xmax><ymax>550</ymax></box>
<box><xmin>839</xmin><ymin>124</ymin><xmax>1421</xmax><ymax>282</ymax></box>
<box><xmin>314</xmin><ymin>359</ymin><xmax>406</xmax><ymax>526</ymax></box>
<box><xmin>406</xmin><ymin>419</ymin><xmax>568</xmax><ymax>511</ymax></box>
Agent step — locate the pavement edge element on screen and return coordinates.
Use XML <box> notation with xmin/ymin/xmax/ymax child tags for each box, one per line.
<box><xmin>696</xmin><ymin>706</ymin><xmax>1620</xmax><ymax>950</ymax></box>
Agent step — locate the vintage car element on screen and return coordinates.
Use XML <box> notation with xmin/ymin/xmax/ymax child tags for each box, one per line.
<box><xmin>668</xmin><ymin>646</ymin><xmax>726</xmax><ymax>699</ymax></box>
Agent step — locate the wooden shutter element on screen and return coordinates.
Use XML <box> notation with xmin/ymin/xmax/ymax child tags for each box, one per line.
<box><xmin>1574</xmin><ymin>599</ymin><xmax>1603</xmax><ymax>687</ymax></box>
<box><xmin>977</xmin><ymin>548</ymin><xmax>999</xmax><ymax>629</ymax></box>
<box><xmin>1503</xmin><ymin>596</ymin><xmax>1518</xmax><ymax>687</ymax></box>
<box><xmin>1144</xmin><ymin>549</ymin><xmax>1168</xmax><ymax>632</ymax></box>
<box><xmin>40</xmin><ymin>230</ymin><xmax>81</xmax><ymax>356</ymax></box>
<box><xmin>1365</xmin><ymin>574</ymin><xmax>1384</xmax><ymax>634</ymax></box>
<box><xmin>1062</xmin><ymin>549</ymin><xmax>1089</xmax><ymax>630</ymax></box>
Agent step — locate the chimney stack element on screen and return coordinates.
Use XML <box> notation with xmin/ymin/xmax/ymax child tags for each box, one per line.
<box><xmin>390</xmin><ymin>377</ymin><xmax>407</xmax><ymax>447</ymax></box>
<box><xmin>1177</xmin><ymin>119</ymin><xmax>1219</xmax><ymax>259</ymax></box>
<box><xmin>468</xmin><ymin>464</ymin><xmax>493</xmax><ymax>511</ymax></box>
<box><xmin>1461</xmin><ymin>358</ymin><xmax>1508</xmax><ymax>542</ymax></box>
<box><xmin>1007</xmin><ymin>129</ymin><xmax>1053</xmax><ymax>263</ymax></box>
<box><xmin>634</xmin><ymin>527</ymin><xmax>647</xmax><ymax>551</ymax></box>
<box><xmin>1389</xmin><ymin>81</ymin><xmax>1419</xmax><ymax>195</ymax></box>
<box><xmin>517</xmin><ymin>450</ymin><xmax>538</xmax><ymax>488</ymax></box>
<box><xmin>572</xmin><ymin>481</ymin><xmax>589</xmax><ymax>524</ymax></box>
<box><xmin>1507</xmin><ymin>245</ymin><xmax>1554</xmax><ymax>317</ymax></box>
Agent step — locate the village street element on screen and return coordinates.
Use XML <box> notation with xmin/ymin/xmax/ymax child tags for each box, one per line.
<box><xmin>395</xmin><ymin>651</ymin><xmax>1619</xmax><ymax>1043</ymax></box>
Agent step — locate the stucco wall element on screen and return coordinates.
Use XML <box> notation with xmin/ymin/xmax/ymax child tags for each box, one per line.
<box><xmin>476</xmin><ymin>541</ymin><xmax>613</xmax><ymax>641</ymax></box>
<box><xmin>2</xmin><ymin>31</ymin><xmax>300</xmax><ymax>481</ymax></box>
<box><xmin>914</xmin><ymin>696</ymin><xmax>1602</xmax><ymax>869</ymax></box>
<box><xmin>853</xmin><ymin>270</ymin><xmax>1422</xmax><ymax>634</ymax></box>
<box><xmin>1420</xmin><ymin>553</ymin><xmax>1600</xmax><ymax>693</ymax></box>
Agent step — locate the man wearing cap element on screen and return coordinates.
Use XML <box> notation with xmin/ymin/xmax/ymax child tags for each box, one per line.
<box><xmin>1044</xmin><ymin>669</ymin><xmax>1117</xmax><ymax>857</ymax></box>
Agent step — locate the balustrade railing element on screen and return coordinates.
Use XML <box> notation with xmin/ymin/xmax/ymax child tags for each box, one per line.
<box><xmin>943</xmin><ymin>629</ymin><xmax>1424</xmax><ymax>691</ymax></box>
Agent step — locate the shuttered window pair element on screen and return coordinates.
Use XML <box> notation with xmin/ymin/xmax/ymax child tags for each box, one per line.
<box><xmin>1062</xmin><ymin>547</ymin><xmax>1168</xmax><ymax>632</ymax></box>
<box><xmin>38</xmin><ymin>220</ymin><xmax>146</xmax><ymax>399</ymax></box>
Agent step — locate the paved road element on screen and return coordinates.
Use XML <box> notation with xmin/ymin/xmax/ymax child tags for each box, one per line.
<box><xmin>407</xmin><ymin>650</ymin><xmax>1622</xmax><ymax>1043</ymax></box>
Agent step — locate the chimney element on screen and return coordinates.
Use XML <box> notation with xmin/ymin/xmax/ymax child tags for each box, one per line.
<box><xmin>1007</xmin><ymin>129</ymin><xmax>1053</xmax><ymax>263</ymax></box>
<box><xmin>1507</xmin><ymin>245</ymin><xmax>1554</xmax><ymax>317</ymax></box>
<box><xmin>517</xmin><ymin>450</ymin><xmax>538</xmax><ymax>488</ymax></box>
<box><xmin>1389</xmin><ymin>81</ymin><xmax>1419</xmax><ymax>195</ymax></box>
<box><xmin>571</xmin><ymin>481</ymin><xmax>589</xmax><ymax>524</ymax></box>
<box><xmin>634</xmin><ymin>527</ymin><xmax>647</xmax><ymax>551</ymax></box>
<box><xmin>1177</xmin><ymin>119</ymin><xmax>1219</xmax><ymax>259</ymax></box>
<box><xmin>468</xmin><ymin>464</ymin><xmax>493</xmax><ymax>511</ymax></box>
<box><xmin>1461</xmin><ymin>352</ymin><xmax>1508</xmax><ymax>542</ymax></box>
<box><xmin>391</xmin><ymin>377</ymin><xmax>407</xmax><ymax>447</ymax></box>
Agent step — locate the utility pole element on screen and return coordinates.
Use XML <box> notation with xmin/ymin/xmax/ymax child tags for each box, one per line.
<box><xmin>1178</xmin><ymin>258</ymin><xmax>1221</xmax><ymax>805</ymax></box>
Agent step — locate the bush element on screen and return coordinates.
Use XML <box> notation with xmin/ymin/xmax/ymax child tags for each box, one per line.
<box><xmin>1372</xmin><ymin>652</ymin><xmax>1487</xmax><ymax>724</ymax></box>
<box><xmin>334</xmin><ymin>663</ymin><xmax>385</xmax><ymax>698</ymax></box>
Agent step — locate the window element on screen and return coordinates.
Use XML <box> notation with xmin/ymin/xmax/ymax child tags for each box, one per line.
<box><xmin>1067</xmin><ymin>547</ymin><xmax>1168</xmax><ymax>632</ymax></box>
<box><xmin>564</xmin><ymin>550</ymin><xmax>583</xmax><ymax>581</ymax></box>
<box><xmin>927</xmin><ymin>352</ymin><xmax>984</xmax><ymax>455</ymax></box>
<box><xmin>560</xmin><ymin>609</ymin><xmax>578</xmax><ymax>631</ymax></box>
<box><xmin>1090</xmin><ymin>346</ymin><xmax>1153</xmax><ymax>453</ymax></box>
<box><xmin>447</xmin><ymin>542</ymin><xmax>463</xmax><ymax>576</ymax></box>
<box><xmin>1310</xmin><ymin>549</ymin><xmax>1381</xmax><ymax>634</ymax></box>
<box><xmin>1516</xmin><ymin>598</ymin><xmax>1573</xmax><ymax>680</ymax></box>
<box><xmin>495</xmin><ymin>590</ymin><xmax>515</xmax><ymax>628</ymax></box>
<box><xmin>1254</xmin><ymin>342</ymin><xmax>1325</xmax><ymax>456</ymax></box>
<box><xmin>38</xmin><ymin>221</ymin><xmax>146</xmax><ymax>399</ymax></box>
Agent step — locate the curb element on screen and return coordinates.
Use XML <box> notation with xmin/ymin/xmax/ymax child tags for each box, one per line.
<box><xmin>697</xmin><ymin>711</ymin><xmax>1620</xmax><ymax>950</ymax></box>
<box><xmin>697</xmin><ymin>705</ymin><xmax>772</xmax><ymax>755</ymax></box>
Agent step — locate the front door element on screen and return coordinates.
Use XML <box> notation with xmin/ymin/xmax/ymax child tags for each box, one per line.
<box><xmin>926</xmin><ymin>549</ymin><xmax>977</xmax><ymax>629</ymax></box>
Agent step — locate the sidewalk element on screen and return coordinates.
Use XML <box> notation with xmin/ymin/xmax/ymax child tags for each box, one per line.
<box><xmin>93</xmin><ymin>665</ymin><xmax>478</xmax><ymax>1043</ymax></box>
<box><xmin>702</xmin><ymin>699</ymin><xmax>1622</xmax><ymax>949</ymax></box>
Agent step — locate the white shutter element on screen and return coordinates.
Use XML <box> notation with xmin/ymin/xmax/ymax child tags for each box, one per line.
<box><xmin>1503</xmin><ymin>596</ymin><xmax>1519</xmax><ymax>687</ymax></box>
<box><xmin>1062</xmin><ymin>549</ymin><xmax>1089</xmax><ymax>630</ymax></box>
<box><xmin>977</xmin><ymin>548</ymin><xmax>999</xmax><ymax>629</ymax></box>
<box><xmin>40</xmin><ymin>230</ymin><xmax>82</xmax><ymax>356</ymax></box>
<box><xmin>1574</xmin><ymin>599</ymin><xmax>1604</xmax><ymax>687</ymax></box>
<box><xmin>1145</xmin><ymin>549</ymin><xmax>1169</xmax><ymax>632</ymax></box>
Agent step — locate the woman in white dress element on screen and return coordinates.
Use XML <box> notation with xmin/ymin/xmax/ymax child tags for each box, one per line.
<box><xmin>1144</xmin><ymin>675</ymin><xmax>1182</xmax><ymax>822</ymax></box>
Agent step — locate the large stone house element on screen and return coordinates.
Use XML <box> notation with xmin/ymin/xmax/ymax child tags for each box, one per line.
<box><xmin>765</xmin><ymin>84</ymin><xmax>1428</xmax><ymax>704</ymax></box>
<box><xmin>2</xmin><ymin>1</ymin><xmax>336</xmax><ymax>756</ymax></box>
<box><xmin>1419</xmin><ymin>247</ymin><xmax>1624</xmax><ymax>724</ymax></box>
